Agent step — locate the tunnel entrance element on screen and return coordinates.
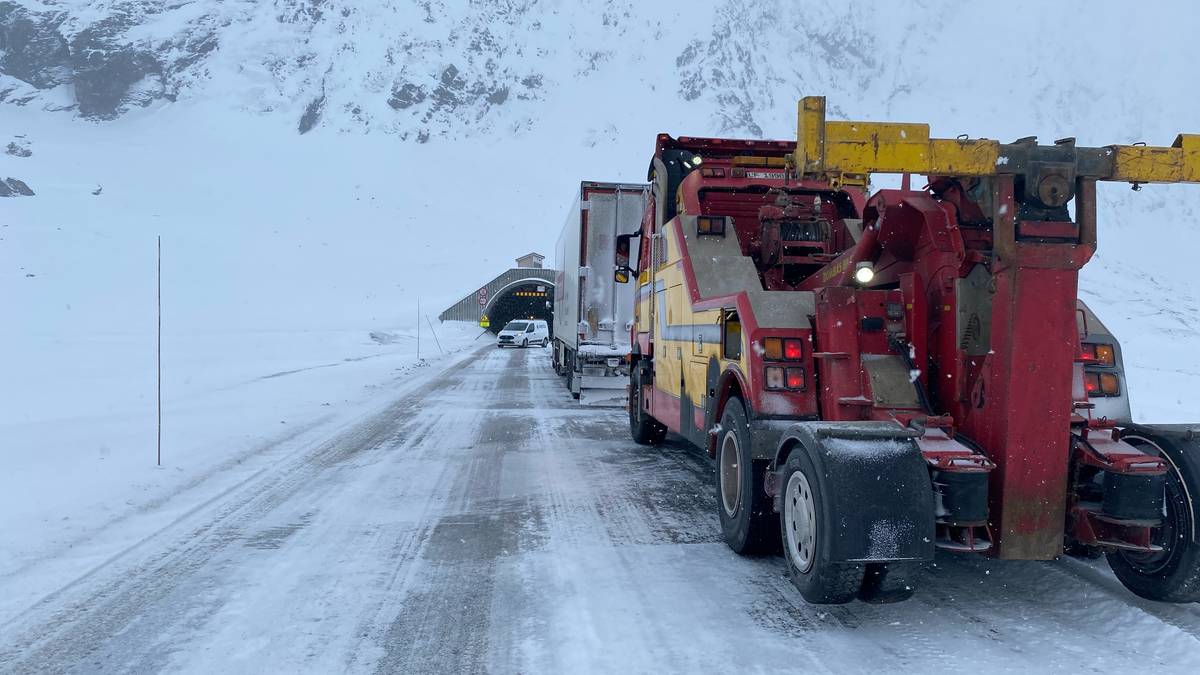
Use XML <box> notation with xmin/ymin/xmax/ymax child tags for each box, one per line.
<box><xmin>485</xmin><ymin>281</ymin><xmax>554</xmax><ymax>334</ymax></box>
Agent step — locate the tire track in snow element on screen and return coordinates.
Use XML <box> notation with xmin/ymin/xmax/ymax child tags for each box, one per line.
<box><xmin>501</xmin><ymin>352</ymin><xmax>1200</xmax><ymax>673</ymax></box>
<box><xmin>370</xmin><ymin>345</ymin><xmax>549</xmax><ymax>673</ymax></box>
<box><xmin>0</xmin><ymin>354</ymin><xmax>479</xmax><ymax>674</ymax></box>
<box><xmin>3</xmin><ymin>345</ymin><xmax>1198</xmax><ymax>673</ymax></box>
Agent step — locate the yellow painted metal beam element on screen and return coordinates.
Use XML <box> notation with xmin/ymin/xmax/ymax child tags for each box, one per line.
<box><xmin>796</xmin><ymin>96</ymin><xmax>826</xmax><ymax>174</ymax></box>
<box><xmin>795</xmin><ymin>96</ymin><xmax>1200</xmax><ymax>184</ymax></box>
<box><xmin>1109</xmin><ymin>135</ymin><xmax>1200</xmax><ymax>183</ymax></box>
<box><xmin>797</xmin><ymin>96</ymin><xmax>1000</xmax><ymax>178</ymax></box>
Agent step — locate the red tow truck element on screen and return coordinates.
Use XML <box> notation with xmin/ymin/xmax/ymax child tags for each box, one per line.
<box><xmin>617</xmin><ymin>96</ymin><xmax>1200</xmax><ymax>603</ymax></box>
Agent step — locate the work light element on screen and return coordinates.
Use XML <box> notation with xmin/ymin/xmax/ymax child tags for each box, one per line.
<box><xmin>854</xmin><ymin>262</ymin><xmax>875</xmax><ymax>285</ymax></box>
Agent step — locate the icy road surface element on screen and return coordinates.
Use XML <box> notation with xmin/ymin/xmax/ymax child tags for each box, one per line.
<box><xmin>2</xmin><ymin>346</ymin><xmax>1199</xmax><ymax>674</ymax></box>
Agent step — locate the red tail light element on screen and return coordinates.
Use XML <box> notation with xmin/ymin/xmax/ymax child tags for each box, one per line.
<box><xmin>785</xmin><ymin>367</ymin><xmax>806</xmax><ymax>390</ymax></box>
<box><xmin>765</xmin><ymin>366</ymin><xmax>806</xmax><ymax>391</ymax></box>
<box><xmin>1079</xmin><ymin>343</ymin><xmax>1096</xmax><ymax>362</ymax></box>
<box><xmin>763</xmin><ymin>337</ymin><xmax>804</xmax><ymax>361</ymax></box>
<box><xmin>1085</xmin><ymin>372</ymin><xmax>1121</xmax><ymax>397</ymax></box>
<box><xmin>783</xmin><ymin>339</ymin><xmax>803</xmax><ymax>360</ymax></box>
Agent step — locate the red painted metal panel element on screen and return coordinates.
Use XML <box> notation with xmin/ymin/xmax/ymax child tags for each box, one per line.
<box><xmin>1017</xmin><ymin>220</ymin><xmax>1079</xmax><ymax>240</ymax></box>
<box><xmin>814</xmin><ymin>286</ymin><xmax>867</xmax><ymax>421</ymax></box>
<box><xmin>963</xmin><ymin>265</ymin><xmax>1079</xmax><ymax>559</ymax></box>
<box><xmin>651</xmin><ymin>388</ymin><xmax>682</xmax><ymax>433</ymax></box>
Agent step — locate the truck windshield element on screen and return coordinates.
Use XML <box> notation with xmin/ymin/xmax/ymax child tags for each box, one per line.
<box><xmin>504</xmin><ymin>321</ymin><xmax>528</xmax><ymax>331</ymax></box>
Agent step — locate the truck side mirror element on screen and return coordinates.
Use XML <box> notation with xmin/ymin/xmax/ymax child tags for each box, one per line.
<box><xmin>614</xmin><ymin>232</ymin><xmax>636</xmax><ymax>283</ymax></box>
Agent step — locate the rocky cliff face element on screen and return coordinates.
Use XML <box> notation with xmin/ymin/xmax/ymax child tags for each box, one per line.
<box><xmin>0</xmin><ymin>1</ymin><xmax>177</xmax><ymax>118</ymax></box>
<box><xmin>1</xmin><ymin>0</ymin><xmax>1195</xmax><ymax>152</ymax></box>
<box><xmin>0</xmin><ymin>0</ymin><xmax>641</xmax><ymax>131</ymax></box>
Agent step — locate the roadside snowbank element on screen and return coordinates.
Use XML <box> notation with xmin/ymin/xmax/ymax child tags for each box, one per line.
<box><xmin>0</xmin><ymin>322</ymin><xmax>486</xmax><ymax>590</ymax></box>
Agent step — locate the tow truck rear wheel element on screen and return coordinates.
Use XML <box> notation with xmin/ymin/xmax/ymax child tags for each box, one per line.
<box><xmin>779</xmin><ymin>446</ymin><xmax>863</xmax><ymax>604</ymax></box>
<box><xmin>716</xmin><ymin>399</ymin><xmax>779</xmax><ymax>555</ymax></box>
<box><xmin>1106</xmin><ymin>433</ymin><xmax>1200</xmax><ymax>603</ymax></box>
<box><xmin>629</xmin><ymin>367</ymin><xmax>666</xmax><ymax>445</ymax></box>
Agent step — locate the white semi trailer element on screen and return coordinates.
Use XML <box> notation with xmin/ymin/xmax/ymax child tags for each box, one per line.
<box><xmin>552</xmin><ymin>182</ymin><xmax>649</xmax><ymax>406</ymax></box>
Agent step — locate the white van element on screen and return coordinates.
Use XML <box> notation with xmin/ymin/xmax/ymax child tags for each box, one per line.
<box><xmin>497</xmin><ymin>319</ymin><xmax>550</xmax><ymax>348</ymax></box>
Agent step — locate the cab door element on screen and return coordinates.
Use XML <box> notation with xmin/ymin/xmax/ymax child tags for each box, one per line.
<box><xmin>635</xmin><ymin>197</ymin><xmax>657</xmax><ymax>341</ymax></box>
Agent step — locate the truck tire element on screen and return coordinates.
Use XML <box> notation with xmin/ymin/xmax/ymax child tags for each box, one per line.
<box><xmin>1107</xmin><ymin>432</ymin><xmax>1200</xmax><ymax>602</ymax></box>
<box><xmin>717</xmin><ymin>399</ymin><xmax>780</xmax><ymax>555</ymax></box>
<box><xmin>629</xmin><ymin>367</ymin><xmax>666</xmax><ymax>445</ymax></box>
<box><xmin>778</xmin><ymin>445</ymin><xmax>864</xmax><ymax>604</ymax></box>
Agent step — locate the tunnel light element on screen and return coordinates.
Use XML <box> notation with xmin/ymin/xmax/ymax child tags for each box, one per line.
<box><xmin>854</xmin><ymin>262</ymin><xmax>875</xmax><ymax>285</ymax></box>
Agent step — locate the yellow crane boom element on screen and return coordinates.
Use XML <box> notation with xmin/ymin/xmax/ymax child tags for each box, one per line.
<box><xmin>794</xmin><ymin>95</ymin><xmax>1200</xmax><ymax>185</ymax></box>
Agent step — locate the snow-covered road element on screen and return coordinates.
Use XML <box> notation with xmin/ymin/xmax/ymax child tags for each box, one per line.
<box><xmin>2</xmin><ymin>346</ymin><xmax>1199</xmax><ymax>674</ymax></box>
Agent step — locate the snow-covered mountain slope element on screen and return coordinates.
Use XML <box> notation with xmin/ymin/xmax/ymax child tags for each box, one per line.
<box><xmin>7</xmin><ymin>1</ymin><xmax>1193</xmax><ymax>141</ymax></box>
<box><xmin>2</xmin><ymin>0</ymin><xmax>687</xmax><ymax>130</ymax></box>
<box><xmin>2</xmin><ymin>0</ymin><xmax>1200</xmax><ymax>424</ymax></box>
<box><xmin>4</xmin><ymin>6</ymin><xmax>1200</xmax><ymax>659</ymax></box>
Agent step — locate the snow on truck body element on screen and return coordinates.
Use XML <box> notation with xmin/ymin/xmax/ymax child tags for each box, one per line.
<box><xmin>553</xmin><ymin>181</ymin><xmax>649</xmax><ymax>405</ymax></box>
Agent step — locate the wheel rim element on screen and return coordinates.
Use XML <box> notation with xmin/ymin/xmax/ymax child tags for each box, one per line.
<box><xmin>785</xmin><ymin>470</ymin><xmax>817</xmax><ymax>573</ymax></box>
<box><xmin>719</xmin><ymin>430</ymin><xmax>742</xmax><ymax>519</ymax></box>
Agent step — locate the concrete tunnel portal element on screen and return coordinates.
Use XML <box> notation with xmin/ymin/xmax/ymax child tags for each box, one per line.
<box><xmin>482</xmin><ymin>280</ymin><xmax>554</xmax><ymax>335</ymax></box>
<box><xmin>437</xmin><ymin>254</ymin><xmax>557</xmax><ymax>335</ymax></box>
